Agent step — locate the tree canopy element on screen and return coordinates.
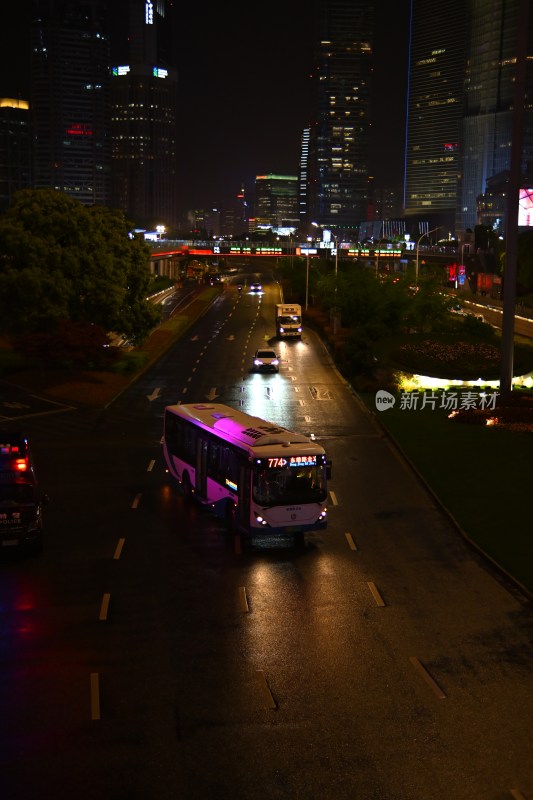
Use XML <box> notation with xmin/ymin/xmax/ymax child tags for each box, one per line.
<box><xmin>0</xmin><ymin>189</ymin><xmax>161</xmax><ymax>342</ymax></box>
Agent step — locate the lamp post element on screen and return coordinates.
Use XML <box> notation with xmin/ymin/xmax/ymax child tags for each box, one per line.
<box><xmin>374</xmin><ymin>236</ymin><xmax>387</xmax><ymax>278</ymax></box>
<box><xmin>415</xmin><ymin>226</ymin><xmax>441</xmax><ymax>284</ymax></box>
<box><xmin>305</xmin><ymin>237</ymin><xmax>312</xmax><ymax>310</ymax></box>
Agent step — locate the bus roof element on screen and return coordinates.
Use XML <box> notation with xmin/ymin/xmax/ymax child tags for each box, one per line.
<box><xmin>165</xmin><ymin>403</ymin><xmax>324</xmax><ymax>454</ymax></box>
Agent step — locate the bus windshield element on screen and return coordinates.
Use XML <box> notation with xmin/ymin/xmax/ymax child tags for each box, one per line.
<box><xmin>252</xmin><ymin>464</ymin><xmax>327</xmax><ymax>506</ymax></box>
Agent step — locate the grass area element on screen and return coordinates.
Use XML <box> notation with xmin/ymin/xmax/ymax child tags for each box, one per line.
<box><xmin>360</xmin><ymin>391</ymin><xmax>533</xmax><ymax>596</ymax></box>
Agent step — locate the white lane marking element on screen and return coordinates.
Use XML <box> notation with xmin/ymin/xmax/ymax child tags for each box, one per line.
<box><xmin>113</xmin><ymin>538</ymin><xmax>125</xmax><ymax>560</ymax></box>
<box><xmin>367</xmin><ymin>581</ymin><xmax>386</xmax><ymax>607</ymax></box>
<box><xmin>345</xmin><ymin>533</ymin><xmax>357</xmax><ymax>551</ymax></box>
<box><xmin>147</xmin><ymin>459</ymin><xmax>155</xmax><ymax>472</ymax></box>
<box><xmin>329</xmin><ymin>491</ymin><xmax>338</xmax><ymax>505</ymax></box>
<box><xmin>239</xmin><ymin>586</ymin><xmax>249</xmax><ymax>612</ymax></box>
<box><xmin>409</xmin><ymin>657</ymin><xmax>446</xmax><ymax>699</ymax></box>
<box><xmin>131</xmin><ymin>493</ymin><xmax>142</xmax><ymax>508</ymax></box>
<box><xmin>99</xmin><ymin>593</ymin><xmax>111</xmax><ymax>621</ymax></box>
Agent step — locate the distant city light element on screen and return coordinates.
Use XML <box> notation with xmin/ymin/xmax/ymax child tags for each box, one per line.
<box><xmin>145</xmin><ymin>0</ymin><xmax>154</xmax><ymax>25</ymax></box>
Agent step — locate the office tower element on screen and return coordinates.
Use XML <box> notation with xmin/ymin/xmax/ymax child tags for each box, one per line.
<box><xmin>254</xmin><ymin>174</ymin><xmax>299</xmax><ymax>231</ymax></box>
<box><xmin>110</xmin><ymin>0</ymin><xmax>178</xmax><ymax>228</ymax></box>
<box><xmin>307</xmin><ymin>0</ymin><xmax>373</xmax><ymax>238</ymax></box>
<box><xmin>0</xmin><ymin>99</ymin><xmax>32</xmax><ymax>211</ymax></box>
<box><xmin>31</xmin><ymin>0</ymin><xmax>111</xmax><ymax>206</ymax></box>
<box><xmin>404</xmin><ymin>0</ymin><xmax>465</xmax><ymax>235</ymax></box>
<box><xmin>457</xmin><ymin>0</ymin><xmax>533</xmax><ymax>237</ymax></box>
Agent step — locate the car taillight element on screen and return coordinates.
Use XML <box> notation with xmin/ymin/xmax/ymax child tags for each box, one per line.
<box><xmin>15</xmin><ymin>458</ymin><xmax>29</xmax><ymax>472</ymax></box>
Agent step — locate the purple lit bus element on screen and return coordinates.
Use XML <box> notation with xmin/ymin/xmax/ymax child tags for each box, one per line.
<box><xmin>163</xmin><ymin>403</ymin><xmax>329</xmax><ymax>537</ymax></box>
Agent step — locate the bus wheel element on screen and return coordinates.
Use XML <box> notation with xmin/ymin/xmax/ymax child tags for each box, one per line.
<box><xmin>181</xmin><ymin>471</ymin><xmax>193</xmax><ymax>497</ymax></box>
<box><xmin>225</xmin><ymin>501</ymin><xmax>237</xmax><ymax>532</ymax></box>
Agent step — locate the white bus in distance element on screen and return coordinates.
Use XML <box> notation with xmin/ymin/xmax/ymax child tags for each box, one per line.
<box><xmin>163</xmin><ymin>403</ymin><xmax>330</xmax><ymax>537</ymax></box>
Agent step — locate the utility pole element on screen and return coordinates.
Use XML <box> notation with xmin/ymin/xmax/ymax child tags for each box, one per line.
<box><xmin>500</xmin><ymin>0</ymin><xmax>529</xmax><ymax>399</ymax></box>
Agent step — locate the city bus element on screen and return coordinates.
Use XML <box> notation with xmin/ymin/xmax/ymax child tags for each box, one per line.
<box><xmin>163</xmin><ymin>403</ymin><xmax>329</xmax><ymax>537</ymax></box>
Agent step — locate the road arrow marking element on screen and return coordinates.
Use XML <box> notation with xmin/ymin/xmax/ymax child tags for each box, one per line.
<box><xmin>206</xmin><ymin>388</ymin><xmax>219</xmax><ymax>400</ymax></box>
<box><xmin>146</xmin><ymin>387</ymin><xmax>161</xmax><ymax>401</ymax></box>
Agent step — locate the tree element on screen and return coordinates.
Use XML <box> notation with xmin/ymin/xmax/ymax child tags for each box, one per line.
<box><xmin>0</xmin><ymin>189</ymin><xmax>161</xmax><ymax>341</ymax></box>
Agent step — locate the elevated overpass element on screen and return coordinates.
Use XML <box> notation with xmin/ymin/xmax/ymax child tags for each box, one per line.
<box><xmin>148</xmin><ymin>238</ymin><xmax>461</xmax><ymax>279</ymax></box>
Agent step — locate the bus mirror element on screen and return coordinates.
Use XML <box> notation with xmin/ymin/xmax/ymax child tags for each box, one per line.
<box><xmin>326</xmin><ymin>460</ymin><xmax>332</xmax><ymax>479</ymax></box>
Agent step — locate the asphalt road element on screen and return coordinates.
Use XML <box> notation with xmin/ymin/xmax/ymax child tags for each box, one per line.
<box><xmin>1</xmin><ymin>277</ymin><xmax>532</xmax><ymax>800</ymax></box>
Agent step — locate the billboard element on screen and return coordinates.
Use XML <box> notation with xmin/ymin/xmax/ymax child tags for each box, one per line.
<box><xmin>518</xmin><ymin>188</ymin><xmax>533</xmax><ymax>226</ymax></box>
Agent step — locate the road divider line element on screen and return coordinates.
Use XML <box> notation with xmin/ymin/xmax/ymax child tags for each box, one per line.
<box><xmin>256</xmin><ymin>670</ymin><xmax>277</xmax><ymax>710</ymax></box>
<box><xmin>367</xmin><ymin>581</ymin><xmax>386</xmax><ymax>606</ymax></box>
<box><xmin>345</xmin><ymin>533</ymin><xmax>357</xmax><ymax>551</ymax></box>
<box><xmin>239</xmin><ymin>586</ymin><xmax>249</xmax><ymax>612</ymax></box>
<box><xmin>131</xmin><ymin>493</ymin><xmax>142</xmax><ymax>508</ymax></box>
<box><xmin>147</xmin><ymin>459</ymin><xmax>155</xmax><ymax>472</ymax></box>
<box><xmin>409</xmin><ymin>657</ymin><xmax>446</xmax><ymax>699</ymax></box>
<box><xmin>113</xmin><ymin>538</ymin><xmax>125</xmax><ymax>560</ymax></box>
<box><xmin>99</xmin><ymin>593</ymin><xmax>111</xmax><ymax>621</ymax></box>
<box><xmin>90</xmin><ymin>673</ymin><xmax>100</xmax><ymax>720</ymax></box>
<box><xmin>329</xmin><ymin>491</ymin><xmax>338</xmax><ymax>505</ymax></box>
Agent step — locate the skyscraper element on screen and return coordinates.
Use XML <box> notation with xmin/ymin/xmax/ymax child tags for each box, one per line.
<box><xmin>31</xmin><ymin>0</ymin><xmax>111</xmax><ymax>206</ymax></box>
<box><xmin>254</xmin><ymin>174</ymin><xmax>299</xmax><ymax>231</ymax></box>
<box><xmin>404</xmin><ymin>0</ymin><xmax>465</xmax><ymax>235</ymax></box>
<box><xmin>110</xmin><ymin>0</ymin><xmax>178</xmax><ymax>228</ymax></box>
<box><xmin>0</xmin><ymin>98</ymin><xmax>32</xmax><ymax>211</ymax></box>
<box><xmin>457</xmin><ymin>0</ymin><xmax>533</xmax><ymax>237</ymax></box>
<box><xmin>306</xmin><ymin>0</ymin><xmax>373</xmax><ymax>238</ymax></box>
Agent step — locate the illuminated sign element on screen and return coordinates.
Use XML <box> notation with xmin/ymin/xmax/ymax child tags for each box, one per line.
<box><xmin>145</xmin><ymin>0</ymin><xmax>153</xmax><ymax>24</ymax></box>
<box><xmin>518</xmin><ymin>188</ymin><xmax>533</xmax><ymax>226</ymax></box>
<box><xmin>153</xmin><ymin>67</ymin><xmax>168</xmax><ymax>79</ymax></box>
<box><xmin>266</xmin><ymin>455</ymin><xmax>319</xmax><ymax>469</ymax></box>
<box><xmin>112</xmin><ymin>65</ymin><xmax>130</xmax><ymax>76</ymax></box>
<box><xmin>66</xmin><ymin>123</ymin><xmax>93</xmax><ymax>136</ymax></box>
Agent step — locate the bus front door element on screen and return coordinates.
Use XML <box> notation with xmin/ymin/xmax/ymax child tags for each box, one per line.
<box><xmin>196</xmin><ymin>437</ymin><xmax>208</xmax><ymax>499</ymax></box>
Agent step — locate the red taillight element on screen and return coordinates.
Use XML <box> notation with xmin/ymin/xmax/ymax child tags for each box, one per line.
<box><xmin>14</xmin><ymin>458</ymin><xmax>29</xmax><ymax>472</ymax></box>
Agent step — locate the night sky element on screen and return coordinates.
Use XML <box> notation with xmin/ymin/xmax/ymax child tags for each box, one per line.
<box><xmin>0</xmin><ymin>0</ymin><xmax>410</xmax><ymax>214</ymax></box>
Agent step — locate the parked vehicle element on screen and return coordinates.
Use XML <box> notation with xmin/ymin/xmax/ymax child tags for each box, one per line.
<box><xmin>0</xmin><ymin>433</ymin><xmax>47</xmax><ymax>553</ymax></box>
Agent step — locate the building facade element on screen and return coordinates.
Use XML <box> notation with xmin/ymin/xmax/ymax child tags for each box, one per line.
<box><xmin>306</xmin><ymin>0</ymin><xmax>373</xmax><ymax>239</ymax></box>
<box><xmin>31</xmin><ymin>0</ymin><xmax>111</xmax><ymax>206</ymax></box>
<box><xmin>110</xmin><ymin>0</ymin><xmax>178</xmax><ymax>228</ymax></box>
<box><xmin>254</xmin><ymin>174</ymin><xmax>299</xmax><ymax>231</ymax></box>
<box><xmin>457</xmin><ymin>0</ymin><xmax>533</xmax><ymax>237</ymax></box>
<box><xmin>0</xmin><ymin>99</ymin><xmax>32</xmax><ymax>211</ymax></box>
<box><xmin>404</xmin><ymin>0</ymin><xmax>465</xmax><ymax>235</ymax></box>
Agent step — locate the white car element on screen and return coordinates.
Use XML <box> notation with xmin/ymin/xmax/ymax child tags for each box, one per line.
<box><xmin>253</xmin><ymin>349</ymin><xmax>279</xmax><ymax>372</ymax></box>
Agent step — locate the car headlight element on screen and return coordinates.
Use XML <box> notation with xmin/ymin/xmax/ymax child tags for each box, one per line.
<box><xmin>254</xmin><ymin>359</ymin><xmax>262</xmax><ymax>366</ymax></box>
<box><xmin>272</xmin><ymin>359</ymin><xmax>279</xmax><ymax>365</ymax></box>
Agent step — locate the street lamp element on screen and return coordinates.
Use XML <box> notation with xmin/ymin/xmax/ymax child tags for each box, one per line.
<box><xmin>305</xmin><ymin>237</ymin><xmax>312</xmax><ymax>310</ymax></box>
<box><xmin>415</xmin><ymin>226</ymin><xmax>441</xmax><ymax>284</ymax></box>
<box><xmin>374</xmin><ymin>236</ymin><xmax>387</xmax><ymax>278</ymax></box>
